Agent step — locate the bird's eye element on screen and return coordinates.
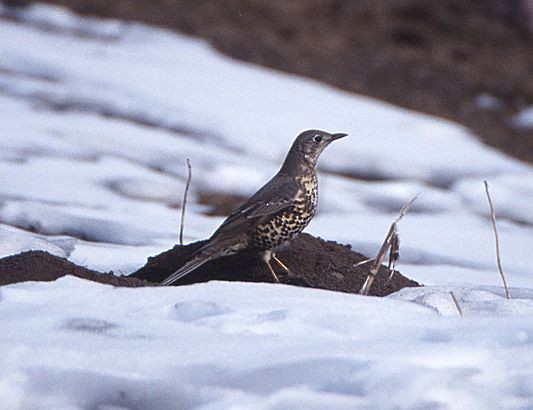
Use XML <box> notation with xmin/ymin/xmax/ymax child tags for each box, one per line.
<box><xmin>313</xmin><ymin>135</ymin><xmax>322</xmax><ymax>143</ymax></box>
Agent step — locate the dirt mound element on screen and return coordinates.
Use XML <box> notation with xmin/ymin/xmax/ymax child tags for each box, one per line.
<box><xmin>0</xmin><ymin>251</ymin><xmax>152</xmax><ymax>287</ymax></box>
<box><xmin>15</xmin><ymin>0</ymin><xmax>533</xmax><ymax>163</ymax></box>
<box><xmin>0</xmin><ymin>234</ymin><xmax>418</xmax><ymax>296</ymax></box>
<box><xmin>132</xmin><ymin>233</ymin><xmax>419</xmax><ymax>297</ymax></box>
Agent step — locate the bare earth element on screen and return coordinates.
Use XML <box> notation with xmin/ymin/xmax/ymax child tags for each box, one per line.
<box><xmin>0</xmin><ymin>234</ymin><xmax>418</xmax><ymax>297</ymax></box>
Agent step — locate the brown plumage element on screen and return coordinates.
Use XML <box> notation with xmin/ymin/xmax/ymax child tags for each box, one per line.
<box><xmin>162</xmin><ymin>129</ymin><xmax>347</xmax><ymax>285</ymax></box>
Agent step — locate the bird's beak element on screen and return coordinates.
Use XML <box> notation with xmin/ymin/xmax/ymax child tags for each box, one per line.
<box><xmin>330</xmin><ymin>133</ymin><xmax>348</xmax><ymax>141</ymax></box>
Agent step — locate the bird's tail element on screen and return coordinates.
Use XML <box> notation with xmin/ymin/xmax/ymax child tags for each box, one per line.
<box><xmin>161</xmin><ymin>253</ymin><xmax>214</xmax><ymax>286</ymax></box>
<box><xmin>162</xmin><ymin>235</ymin><xmax>246</xmax><ymax>286</ymax></box>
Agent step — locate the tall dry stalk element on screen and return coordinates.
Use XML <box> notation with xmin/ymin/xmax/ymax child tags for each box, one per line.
<box><xmin>179</xmin><ymin>159</ymin><xmax>192</xmax><ymax>246</ymax></box>
<box><xmin>483</xmin><ymin>180</ymin><xmax>510</xmax><ymax>299</ymax></box>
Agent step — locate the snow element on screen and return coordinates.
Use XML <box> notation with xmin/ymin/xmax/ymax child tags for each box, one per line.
<box><xmin>1</xmin><ymin>3</ymin><xmax>533</xmax><ymax>408</ymax></box>
<box><xmin>453</xmin><ymin>174</ymin><xmax>533</xmax><ymax>225</ymax></box>
<box><xmin>0</xmin><ymin>224</ymin><xmax>74</xmax><ymax>259</ymax></box>
<box><xmin>512</xmin><ymin>105</ymin><xmax>533</xmax><ymax>129</ymax></box>
<box><xmin>391</xmin><ymin>286</ymin><xmax>533</xmax><ymax>316</ymax></box>
<box><xmin>475</xmin><ymin>94</ymin><xmax>502</xmax><ymax>111</ymax></box>
<box><xmin>1</xmin><ymin>278</ymin><xmax>533</xmax><ymax>409</ymax></box>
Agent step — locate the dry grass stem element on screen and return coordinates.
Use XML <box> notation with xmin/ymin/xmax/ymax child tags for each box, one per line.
<box><xmin>359</xmin><ymin>196</ymin><xmax>417</xmax><ymax>295</ymax></box>
<box><xmin>353</xmin><ymin>258</ymin><xmax>372</xmax><ymax>267</ymax></box>
<box><xmin>450</xmin><ymin>291</ymin><xmax>463</xmax><ymax>317</ymax></box>
<box><xmin>388</xmin><ymin>231</ymin><xmax>400</xmax><ymax>270</ymax></box>
<box><xmin>483</xmin><ymin>180</ymin><xmax>510</xmax><ymax>299</ymax></box>
<box><xmin>179</xmin><ymin>158</ymin><xmax>192</xmax><ymax>246</ymax></box>
<box><xmin>385</xmin><ymin>231</ymin><xmax>400</xmax><ymax>283</ymax></box>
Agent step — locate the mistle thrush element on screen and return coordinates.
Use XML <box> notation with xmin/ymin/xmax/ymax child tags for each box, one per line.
<box><xmin>162</xmin><ymin>130</ymin><xmax>347</xmax><ymax>285</ymax></box>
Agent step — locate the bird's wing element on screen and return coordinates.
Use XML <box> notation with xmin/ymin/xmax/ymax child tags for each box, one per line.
<box><xmin>209</xmin><ymin>175</ymin><xmax>299</xmax><ymax>240</ymax></box>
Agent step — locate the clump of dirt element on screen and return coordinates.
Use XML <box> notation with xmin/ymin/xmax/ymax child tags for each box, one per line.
<box><xmin>0</xmin><ymin>250</ymin><xmax>152</xmax><ymax>287</ymax></box>
<box><xmin>11</xmin><ymin>0</ymin><xmax>533</xmax><ymax>163</ymax></box>
<box><xmin>131</xmin><ymin>233</ymin><xmax>419</xmax><ymax>297</ymax></box>
<box><xmin>0</xmin><ymin>235</ymin><xmax>418</xmax><ymax>297</ymax></box>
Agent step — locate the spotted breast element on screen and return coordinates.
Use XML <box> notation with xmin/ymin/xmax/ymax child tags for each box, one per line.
<box><xmin>252</xmin><ymin>174</ymin><xmax>318</xmax><ymax>250</ymax></box>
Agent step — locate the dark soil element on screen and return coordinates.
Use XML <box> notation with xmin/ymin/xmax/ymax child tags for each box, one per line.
<box><xmin>9</xmin><ymin>0</ymin><xmax>533</xmax><ymax>163</ymax></box>
<box><xmin>131</xmin><ymin>233</ymin><xmax>418</xmax><ymax>297</ymax></box>
<box><xmin>0</xmin><ymin>250</ymin><xmax>152</xmax><ymax>287</ymax></box>
<box><xmin>0</xmin><ymin>234</ymin><xmax>418</xmax><ymax>297</ymax></box>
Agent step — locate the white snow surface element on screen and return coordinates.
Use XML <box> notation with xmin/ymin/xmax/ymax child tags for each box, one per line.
<box><xmin>2</xmin><ymin>277</ymin><xmax>533</xmax><ymax>410</ymax></box>
<box><xmin>512</xmin><ymin>105</ymin><xmax>533</xmax><ymax>129</ymax></box>
<box><xmin>1</xmin><ymin>4</ymin><xmax>533</xmax><ymax>409</ymax></box>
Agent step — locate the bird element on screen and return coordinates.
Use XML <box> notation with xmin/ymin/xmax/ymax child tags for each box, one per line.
<box><xmin>162</xmin><ymin>129</ymin><xmax>348</xmax><ymax>285</ymax></box>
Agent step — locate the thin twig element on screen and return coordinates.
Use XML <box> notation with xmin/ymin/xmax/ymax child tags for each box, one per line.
<box><xmin>385</xmin><ymin>268</ymin><xmax>396</xmax><ymax>284</ymax></box>
<box><xmin>179</xmin><ymin>159</ymin><xmax>192</xmax><ymax>246</ymax></box>
<box><xmin>353</xmin><ymin>258</ymin><xmax>372</xmax><ymax>267</ymax></box>
<box><xmin>450</xmin><ymin>291</ymin><xmax>463</xmax><ymax>317</ymax></box>
<box><xmin>359</xmin><ymin>196</ymin><xmax>417</xmax><ymax>296</ymax></box>
<box><xmin>483</xmin><ymin>180</ymin><xmax>510</xmax><ymax>299</ymax></box>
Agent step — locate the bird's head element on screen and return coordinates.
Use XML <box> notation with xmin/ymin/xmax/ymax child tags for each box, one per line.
<box><xmin>283</xmin><ymin>129</ymin><xmax>347</xmax><ymax>172</ymax></box>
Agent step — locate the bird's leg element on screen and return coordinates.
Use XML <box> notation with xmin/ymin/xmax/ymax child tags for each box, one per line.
<box><xmin>272</xmin><ymin>254</ymin><xmax>292</xmax><ymax>276</ymax></box>
<box><xmin>266</xmin><ymin>260</ymin><xmax>281</xmax><ymax>283</ymax></box>
<box><xmin>263</xmin><ymin>250</ymin><xmax>280</xmax><ymax>283</ymax></box>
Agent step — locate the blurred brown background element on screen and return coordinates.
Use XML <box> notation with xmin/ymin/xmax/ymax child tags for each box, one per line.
<box><xmin>6</xmin><ymin>0</ymin><xmax>533</xmax><ymax>163</ymax></box>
